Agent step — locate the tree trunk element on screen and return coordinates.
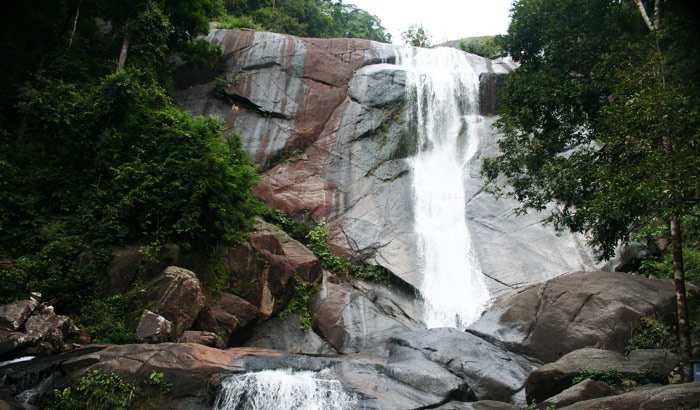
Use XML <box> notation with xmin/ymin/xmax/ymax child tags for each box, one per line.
<box><xmin>671</xmin><ymin>217</ymin><xmax>692</xmax><ymax>382</ymax></box>
<box><xmin>116</xmin><ymin>27</ymin><xmax>130</xmax><ymax>73</ymax></box>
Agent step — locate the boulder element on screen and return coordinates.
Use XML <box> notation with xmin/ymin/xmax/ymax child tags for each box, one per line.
<box><xmin>178</xmin><ymin>331</ymin><xmax>225</xmax><ymax>348</ymax></box>
<box><xmin>191</xmin><ymin>303</ymin><xmax>219</xmax><ymax>334</ymax></box>
<box><xmin>23</xmin><ymin>313</ymin><xmax>72</xmax><ymax>348</ymax></box>
<box><xmin>128</xmin><ymin>267</ymin><xmax>206</xmax><ymax>339</ymax></box>
<box><xmin>537</xmin><ymin>379</ymin><xmax>619</xmax><ymax>409</ymax></box>
<box><xmin>217</xmin><ymin>292</ymin><xmax>259</xmax><ymax>328</ymax></box>
<box><xmin>0</xmin><ymin>300</ymin><xmax>37</xmax><ymax>331</ymax></box>
<box><xmin>106</xmin><ymin>246</ymin><xmax>143</xmax><ymax>294</ymax></box>
<box><xmin>135</xmin><ymin>310</ymin><xmax>173</xmax><ymax>344</ymax></box>
<box><xmin>468</xmin><ymin>271</ymin><xmax>676</xmax><ymax>363</ymax></box>
<box><xmin>211</xmin><ymin>306</ymin><xmax>240</xmax><ymax>346</ymax></box>
<box><xmin>311</xmin><ymin>272</ymin><xmax>415</xmax><ymax>354</ymax></box>
<box><xmin>557</xmin><ymin>383</ymin><xmax>700</xmax><ymax>410</ymax></box>
<box><xmin>242</xmin><ymin>313</ymin><xmax>336</xmax><ymax>355</ymax></box>
<box><xmin>388</xmin><ymin>328</ymin><xmax>540</xmax><ymax>405</ymax></box>
<box><xmin>525</xmin><ymin>348</ymin><xmax>680</xmax><ymax>404</ymax></box>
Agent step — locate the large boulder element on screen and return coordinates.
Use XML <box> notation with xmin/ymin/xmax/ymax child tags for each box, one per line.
<box><xmin>387</xmin><ymin>328</ymin><xmax>540</xmax><ymax>405</ymax></box>
<box><xmin>311</xmin><ymin>271</ymin><xmax>419</xmax><ymax>354</ymax></box>
<box><xmin>525</xmin><ymin>348</ymin><xmax>680</xmax><ymax>404</ymax></box>
<box><xmin>106</xmin><ymin>246</ymin><xmax>143</xmax><ymax>294</ymax></box>
<box><xmin>23</xmin><ymin>313</ymin><xmax>72</xmax><ymax>349</ymax></box>
<box><xmin>242</xmin><ymin>313</ymin><xmax>336</xmax><ymax>355</ymax></box>
<box><xmin>127</xmin><ymin>267</ymin><xmax>206</xmax><ymax>339</ymax></box>
<box><xmin>468</xmin><ymin>271</ymin><xmax>676</xmax><ymax>363</ymax></box>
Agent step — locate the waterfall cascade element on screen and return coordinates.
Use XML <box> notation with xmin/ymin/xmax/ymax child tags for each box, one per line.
<box><xmin>399</xmin><ymin>47</ymin><xmax>491</xmax><ymax>329</ymax></box>
<box><xmin>213</xmin><ymin>369</ymin><xmax>356</xmax><ymax>410</ymax></box>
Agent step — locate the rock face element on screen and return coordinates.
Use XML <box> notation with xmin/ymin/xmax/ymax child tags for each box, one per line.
<box><xmin>311</xmin><ymin>271</ymin><xmax>422</xmax><ymax>354</ymax></box>
<box><xmin>537</xmin><ymin>379</ymin><xmax>619</xmax><ymax>409</ymax></box>
<box><xmin>175</xmin><ymin>29</ymin><xmax>603</xmax><ymax>299</ymax></box>
<box><xmin>525</xmin><ymin>348</ymin><xmax>680</xmax><ymax>404</ymax></box>
<box><xmin>468</xmin><ymin>271</ymin><xmax>676</xmax><ymax>363</ymax></box>
<box><xmin>242</xmin><ymin>313</ymin><xmax>336</xmax><ymax>355</ymax></box>
<box><xmin>135</xmin><ymin>310</ymin><xmax>173</xmax><ymax>343</ymax></box>
<box><xmin>557</xmin><ymin>383</ymin><xmax>700</xmax><ymax>410</ymax></box>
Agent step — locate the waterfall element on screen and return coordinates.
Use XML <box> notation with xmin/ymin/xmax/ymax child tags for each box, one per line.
<box><xmin>399</xmin><ymin>47</ymin><xmax>491</xmax><ymax>330</ymax></box>
<box><xmin>213</xmin><ymin>369</ymin><xmax>357</xmax><ymax>410</ymax></box>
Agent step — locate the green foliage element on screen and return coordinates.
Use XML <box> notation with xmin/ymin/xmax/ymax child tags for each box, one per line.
<box><xmin>306</xmin><ymin>223</ymin><xmax>389</xmax><ymax>283</ymax></box>
<box><xmin>79</xmin><ymin>295</ymin><xmax>135</xmax><ymax>344</ymax></box>
<box><xmin>263</xmin><ymin>209</ymin><xmax>316</xmax><ymax>244</ymax></box>
<box><xmin>458</xmin><ymin>36</ymin><xmax>502</xmax><ymax>57</ymax></box>
<box><xmin>523</xmin><ymin>403</ymin><xmax>555</xmax><ymax>410</ymax></box>
<box><xmin>215</xmin><ymin>14</ymin><xmax>264</xmax><ymax>31</ymax></box>
<box><xmin>47</xmin><ymin>370</ymin><xmax>138</xmax><ymax>410</ymax></box>
<box><xmin>146</xmin><ymin>371</ymin><xmax>173</xmax><ymax>395</ymax></box>
<box><xmin>402</xmin><ymin>24</ymin><xmax>431</xmax><ymax>48</ymax></box>
<box><xmin>625</xmin><ymin>316</ymin><xmax>677</xmax><ymax>354</ymax></box>
<box><xmin>571</xmin><ymin>367</ymin><xmax>668</xmax><ymax>388</ymax></box>
<box><xmin>280</xmin><ymin>276</ymin><xmax>321</xmax><ymax>330</ymax></box>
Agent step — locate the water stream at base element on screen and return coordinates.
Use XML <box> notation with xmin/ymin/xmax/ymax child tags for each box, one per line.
<box><xmin>213</xmin><ymin>369</ymin><xmax>357</xmax><ymax>410</ymax></box>
<box><xmin>398</xmin><ymin>47</ymin><xmax>491</xmax><ymax>330</ymax></box>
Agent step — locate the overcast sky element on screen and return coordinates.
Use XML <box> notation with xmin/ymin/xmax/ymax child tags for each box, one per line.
<box><xmin>346</xmin><ymin>0</ymin><xmax>514</xmax><ymax>45</ymax></box>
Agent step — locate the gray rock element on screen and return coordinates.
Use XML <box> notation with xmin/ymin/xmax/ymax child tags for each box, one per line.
<box><xmin>135</xmin><ymin>310</ymin><xmax>172</xmax><ymax>343</ymax></box>
<box><xmin>388</xmin><ymin>328</ymin><xmax>540</xmax><ymax>405</ymax></box>
<box><xmin>242</xmin><ymin>313</ymin><xmax>336</xmax><ymax>355</ymax></box>
<box><xmin>538</xmin><ymin>379</ymin><xmax>619</xmax><ymax>409</ymax></box>
<box><xmin>23</xmin><ymin>314</ymin><xmax>72</xmax><ymax>347</ymax></box>
<box><xmin>311</xmin><ymin>272</ymin><xmax>415</xmax><ymax>354</ymax></box>
<box><xmin>468</xmin><ymin>271</ymin><xmax>676</xmax><ymax>363</ymax></box>
<box><xmin>0</xmin><ymin>300</ymin><xmax>37</xmax><ymax>331</ymax></box>
<box><xmin>525</xmin><ymin>348</ymin><xmax>680</xmax><ymax>404</ymax></box>
<box><xmin>383</xmin><ymin>359</ymin><xmax>469</xmax><ymax>399</ymax></box>
<box><xmin>558</xmin><ymin>382</ymin><xmax>700</xmax><ymax>410</ymax></box>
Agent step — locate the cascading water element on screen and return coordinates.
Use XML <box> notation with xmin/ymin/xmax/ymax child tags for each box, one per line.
<box><xmin>213</xmin><ymin>369</ymin><xmax>357</xmax><ymax>410</ymax></box>
<box><xmin>399</xmin><ymin>47</ymin><xmax>491</xmax><ymax>329</ymax></box>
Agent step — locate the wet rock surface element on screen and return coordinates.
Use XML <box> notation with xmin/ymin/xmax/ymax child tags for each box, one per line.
<box><xmin>175</xmin><ymin>29</ymin><xmax>600</xmax><ymax>296</ymax></box>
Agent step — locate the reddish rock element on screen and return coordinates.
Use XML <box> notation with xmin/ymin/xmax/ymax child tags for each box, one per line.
<box><xmin>192</xmin><ymin>303</ymin><xmax>219</xmax><ymax>334</ymax></box>
<box><xmin>179</xmin><ymin>331</ymin><xmax>225</xmax><ymax>349</ymax></box>
<box><xmin>217</xmin><ymin>293</ymin><xmax>258</xmax><ymax>328</ymax></box>
<box><xmin>0</xmin><ymin>299</ymin><xmax>37</xmax><ymax>331</ymax></box>
<box><xmin>211</xmin><ymin>306</ymin><xmax>240</xmax><ymax>346</ymax></box>
<box><xmin>151</xmin><ymin>267</ymin><xmax>206</xmax><ymax>339</ymax></box>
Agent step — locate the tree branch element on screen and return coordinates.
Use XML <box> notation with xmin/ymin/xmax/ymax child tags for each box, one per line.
<box><xmin>634</xmin><ymin>0</ymin><xmax>656</xmax><ymax>31</ymax></box>
<box><xmin>654</xmin><ymin>0</ymin><xmax>661</xmax><ymax>30</ymax></box>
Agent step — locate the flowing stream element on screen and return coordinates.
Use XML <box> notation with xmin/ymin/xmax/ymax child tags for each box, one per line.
<box><xmin>399</xmin><ymin>47</ymin><xmax>491</xmax><ymax>329</ymax></box>
<box><xmin>213</xmin><ymin>369</ymin><xmax>356</xmax><ymax>410</ymax></box>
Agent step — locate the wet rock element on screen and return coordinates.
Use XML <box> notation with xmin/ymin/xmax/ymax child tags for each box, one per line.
<box><xmin>537</xmin><ymin>379</ymin><xmax>619</xmax><ymax>409</ymax></box>
<box><xmin>0</xmin><ymin>300</ymin><xmax>37</xmax><ymax>331</ymax></box>
<box><xmin>242</xmin><ymin>313</ymin><xmax>336</xmax><ymax>355</ymax></box>
<box><xmin>468</xmin><ymin>271</ymin><xmax>676</xmax><ymax>363</ymax></box>
<box><xmin>135</xmin><ymin>310</ymin><xmax>173</xmax><ymax>344</ymax></box>
<box><xmin>311</xmin><ymin>272</ymin><xmax>414</xmax><ymax>354</ymax></box>
<box><xmin>178</xmin><ymin>331</ymin><xmax>225</xmax><ymax>348</ymax></box>
<box><xmin>388</xmin><ymin>328</ymin><xmax>539</xmax><ymax>405</ymax></box>
<box><xmin>525</xmin><ymin>348</ymin><xmax>680</xmax><ymax>404</ymax></box>
<box><xmin>557</xmin><ymin>382</ymin><xmax>700</xmax><ymax>410</ymax></box>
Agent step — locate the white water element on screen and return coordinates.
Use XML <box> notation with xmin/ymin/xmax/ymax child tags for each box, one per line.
<box><xmin>213</xmin><ymin>369</ymin><xmax>356</xmax><ymax>410</ymax></box>
<box><xmin>399</xmin><ymin>47</ymin><xmax>491</xmax><ymax>329</ymax></box>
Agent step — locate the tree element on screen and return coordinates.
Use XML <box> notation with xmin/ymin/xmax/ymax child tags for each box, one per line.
<box><xmin>481</xmin><ymin>0</ymin><xmax>700</xmax><ymax>380</ymax></box>
<box><xmin>401</xmin><ymin>23</ymin><xmax>431</xmax><ymax>48</ymax></box>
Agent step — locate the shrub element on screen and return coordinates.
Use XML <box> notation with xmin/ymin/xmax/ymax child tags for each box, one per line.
<box><xmin>47</xmin><ymin>370</ymin><xmax>138</xmax><ymax>410</ymax></box>
<box><xmin>279</xmin><ymin>276</ymin><xmax>321</xmax><ymax>330</ymax></box>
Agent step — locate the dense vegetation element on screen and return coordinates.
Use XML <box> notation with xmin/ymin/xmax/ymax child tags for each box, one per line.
<box><xmin>0</xmin><ymin>0</ymin><xmax>389</xmax><ymax>332</ymax></box>
<box><xmin>457</xmin><ymin>36</ymin><xmax>502</xmax><ymax>58</ymax></box>
<box><xmin>482</xmin><ymin>0</ymin><xmax>700</xmax><ymax>380</ymax></box>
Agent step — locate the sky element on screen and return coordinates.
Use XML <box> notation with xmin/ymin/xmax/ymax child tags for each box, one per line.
<box><xmin>346</xmin><ymin>0</ymin><xmax>514</xmax><ymax>45</ymax></box>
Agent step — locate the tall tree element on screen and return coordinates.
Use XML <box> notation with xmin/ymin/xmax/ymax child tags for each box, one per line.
<box><xmin>482</xmin><ymin>0</ymin><xmax>700</xmax><ymax>380</ymax></box>
<box><xmin>401</xmin><ymin>23</ymin><xmax>431</xmax><ymax>48</ymax></box>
